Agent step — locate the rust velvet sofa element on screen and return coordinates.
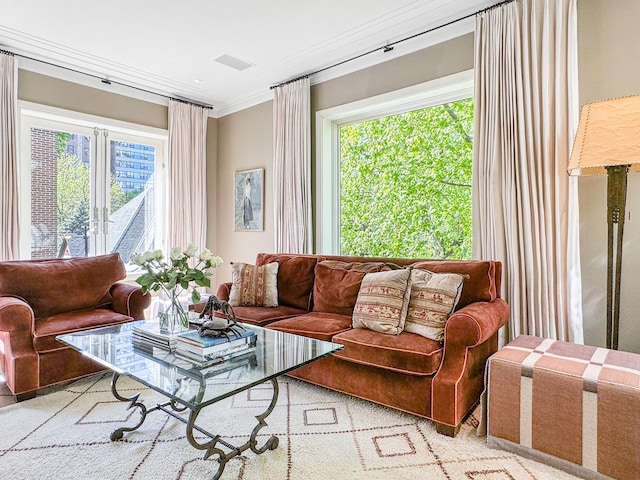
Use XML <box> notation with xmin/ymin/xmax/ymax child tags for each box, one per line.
<box><xmin>216</xmin><ymin>253</ymin><xmax>510</xmax><ymax>436</ymax></box>
<box><xmin>0</xmin><ymin>253</ymin><xmax>151</xmax><ymax>399</ymax></box>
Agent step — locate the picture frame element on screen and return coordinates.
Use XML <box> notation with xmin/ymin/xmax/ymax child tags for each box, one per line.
<box><xmin>234</xmin><ymin>168</ymin><xmax>264</xmax><ymax>231</ymax></box>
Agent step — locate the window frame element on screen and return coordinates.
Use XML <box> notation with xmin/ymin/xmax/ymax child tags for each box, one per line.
<box><xmin>314</xmin><ymin>69</ymin><xmax>474</xmax><ymax>254</ymax></box>
<box><xmin>18</xmin><ymin>102</ymin><xmax>168</xmax><ymax>279</ymax></box>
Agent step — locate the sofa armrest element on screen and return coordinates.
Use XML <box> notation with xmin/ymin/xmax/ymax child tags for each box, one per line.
<box><xmin>216</xmin><ymin>282</ymin><xmax>232</xmax><ymax>301</ymax></box>
<box><xmin>431</xmin><ymin>298</ymin><xmax>510</xmax><ymax>430</ymax></box>
<box><xmin>110</xmin><ymin>283</ymin><xmax>151</xmax><ymax>319</ymax></box>
<box><xmin>443</xmin><ymin>298</ymin><xmax>509</xmax><ymax>351</ymax></box>
<box><xmin>0</xmin><ymin>295</ymin><xmax>39</xmax><ymax>394</ymax></box>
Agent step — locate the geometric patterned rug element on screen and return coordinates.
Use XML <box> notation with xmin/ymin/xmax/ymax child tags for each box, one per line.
<box><xmin>0</xmin><ymin>374</ymin><xmax>580</xmax><ymax>479</ymax></box>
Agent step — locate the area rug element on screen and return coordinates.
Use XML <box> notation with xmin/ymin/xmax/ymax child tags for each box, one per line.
<box><xmin>0</xmin><ymin>374</ymin><xmax>579</xmax><ymax>480</ymax></box>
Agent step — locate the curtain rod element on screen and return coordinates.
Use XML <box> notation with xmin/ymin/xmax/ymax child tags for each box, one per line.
<box><xmin>0</xmin><ymin>48</ymin><xmax>213</xmax><ymax>110</ymax></box>
<box><xmin>270</xmin><ymin>0</ymin><xmax>515</xmax><ymax>90</ymax></box>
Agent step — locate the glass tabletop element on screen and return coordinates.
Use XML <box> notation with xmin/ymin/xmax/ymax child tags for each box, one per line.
<box><xmin>56</xmin><ymin>320</ymin><xmax>343</xmax><ymax>410</ymax></box>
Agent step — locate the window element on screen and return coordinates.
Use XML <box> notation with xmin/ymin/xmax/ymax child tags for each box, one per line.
<box><xmin>316</xmin><ymin>70</ymin><xmax>473</xmax><ymax>258</ymax></box>
<box><xmin>19</xmin><ymin>105</ymin><xmax>167</xmax><ymax>269</ymax></box>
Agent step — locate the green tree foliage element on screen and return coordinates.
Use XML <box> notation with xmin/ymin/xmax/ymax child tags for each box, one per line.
<box><xmin>56</xmin><ymin>132</ymin><xmax>71</xmax><ymax>157</ymax></box>
<box><xmin>57</xmin><ymin>154</ymin><xmax>128</xmax><ymax>237</ymax></box>
<box><xmin>340</xmin><ymin>98</ymin><xmax>473</xmax><ymax>259</ymax></box>
<box><xmin>57</xmin><ymin>153</ymin><xmax>90</xmax><ymax>237</ymax></box>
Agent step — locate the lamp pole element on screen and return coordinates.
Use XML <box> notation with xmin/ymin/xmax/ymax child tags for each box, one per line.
<box><xmin>606</xmin><ymin>164</ymin><xmax>629</xmax><ymax>350</ymax></box>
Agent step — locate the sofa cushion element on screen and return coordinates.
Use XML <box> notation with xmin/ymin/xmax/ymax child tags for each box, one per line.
<box><xmin>34</xmin><ymin>308</ymin><xmax>132</xmax><ymax>352</ymax></box>
<box><xmin>352</xmin><ymin>269</ymin><xmax>412</xmax><ymax>335</ymax></box>
<box><xmin>404</xmin><ymin>269</ymin><xmax>464</xmax><ymax>342</ymax></box>
<box><xmin>410</xmin><ymin>260</ymin><xmax>498</xmax><ymax>309</ymax></box>
<box><xmin>0</xmin><ymin>253</ymin><xmax>125</xmax><ymax>319</ymax></box>
<box><xmin>229</xmin><ymin>262</ymin><xmax>279</xmax><ymax>307</ymax></box>
<box><xmin>256</xmin><ymin>254</ymin><xmax>317</xmax><ymax>310</ymax></box>
<box><xmin>312</xmin><ymin>262</ymin><xmax>367</xmax><ymax>315</ymax></box>
<box><xmin>267</xmin><ymin>312</ymin><xmax>352</xmax><ymax>341</ymax></box>
<box><xmin>332</xmin><ymin>328</ymin><xmax>443</xmax><ymax>376</ymax></box>
<box><xmin>220</xmin><ymin>305</ymin><xmax>306</xmax><ymax>327</ymax></box>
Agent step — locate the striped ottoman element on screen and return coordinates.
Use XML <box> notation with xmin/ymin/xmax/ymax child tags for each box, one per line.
<box><xmin>486</xmin><ymin>335</ymin><xmax>640</xmax><ymax>480</ymax></box>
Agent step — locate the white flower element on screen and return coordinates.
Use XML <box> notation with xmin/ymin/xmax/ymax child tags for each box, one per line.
<box><xmin>134</xmin><ymin>245</ymin><xmax>223</xmax><ymax>298</ymax></box>
<box><xmin>142</xmin><ymin>251</ymin><xmax>156</xmax><ymax>263</ymax></box>
<box><xmin>184</xmin><ymin>243</ymin><xmax>198</xmax><ymax>257</ymax></box>
<box><xmin>210</xmin><ymin>256</ymin><xmax>223</xmax><ymax>268</ymax></box>
<box><xmin>198</xmin><ymin>248</ymin><xmax>214</xmax><ymax>262</ymax></box>
<box><xmin>170</xmin><ymin>246</ymin><xmax>184</xmax><ymax>261</ymax></box>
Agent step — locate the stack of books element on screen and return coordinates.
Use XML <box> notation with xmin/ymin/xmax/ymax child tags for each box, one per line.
<box><xmin>175</xmin><ymin>328</ymin><xmax>257</xmax><ymax>365</ymax></box>
<box><xmin>132</xmin><ymin>321</ymin><xmax>179</xmax><ymax>352</ymax></box>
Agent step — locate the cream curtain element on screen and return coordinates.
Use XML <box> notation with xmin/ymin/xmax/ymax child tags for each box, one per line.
<box><xmin>273</xmin><ymin>78</ymin><xmax>311</xmax><ymax>253</ymax></box>
<box><xmin>473</xmin><ymin>0</ymin><xmax>583</xmax><ymax>343</ymax></box>
<box><xmin>0</xmin><ymin>52</ymin><xmax>19</xmax><ymax>261</ymax></box>
<box><xmin>167</xmin><ymin>100</ymin><xmax>208</xmax><ymax>250</ymax></box>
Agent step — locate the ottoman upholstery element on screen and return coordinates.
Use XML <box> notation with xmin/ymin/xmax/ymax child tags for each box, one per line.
<box><xmin>487</xmin><ymin>335</ymin><xmax>640</xmax><ymax>480</ymax></box>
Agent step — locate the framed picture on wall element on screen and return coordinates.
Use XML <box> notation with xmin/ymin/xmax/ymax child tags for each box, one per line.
<box><xmin>234</xmin><ymin>168</ymin><xmax>264</xmax><ymax>231</ymax></box>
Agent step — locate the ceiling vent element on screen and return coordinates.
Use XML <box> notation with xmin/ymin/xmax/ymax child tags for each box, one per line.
<box><xmin>214</xmin><ymin>54</ymin><xmax>254</xmax><ymax>71</ymax></box>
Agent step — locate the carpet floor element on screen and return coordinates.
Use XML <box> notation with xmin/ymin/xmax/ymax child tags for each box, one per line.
<box><xmin>0</xmin><ymin>374</ymin><xmax>580</xmax><ymax>480</ymax></box>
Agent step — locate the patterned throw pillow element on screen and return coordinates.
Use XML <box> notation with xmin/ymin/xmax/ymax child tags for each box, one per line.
<box><xmin>228</xmin><ymin>262</ymin><xmax>279</xmax><ymax>307</ymax></box>
<box><xmin>352</xmin><ymin>269</ymin><xmax>412</xmax><ymax>335</ymax></box>
<box><xmin>405</xmin><ymin>269</ymin><xmax>464</xmax><ymax>341</ymax></box>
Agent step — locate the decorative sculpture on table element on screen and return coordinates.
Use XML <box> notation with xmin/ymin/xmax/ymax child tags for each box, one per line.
<box><xmin>198</xmin><ymin>295</ymin><xmax>246</xmax><ymax>339</ymax></box>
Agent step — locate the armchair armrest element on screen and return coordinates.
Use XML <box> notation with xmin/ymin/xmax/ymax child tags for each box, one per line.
<box><xmin>431</xmin><ymin>298</ymin><xmax>510</xmax><ymax>431</ymax></box>
<box><xmin>110</xmin><ymin>283</ymin><xmax>151</xmax><ymax>319</ymax></box>
<box><xmin>0</xmin><ymin>295</ymin><xmax>39</xmax><ymax>394</ymax></box>
<box><xmin>216</xmin><ymin>282</ymin><xmax>232</xmax><ymax>301</ymax></box>
<box><xmin>0</xmin><ymin>295</ymin><xmax>36</xmax><ymax>344</ymax></box>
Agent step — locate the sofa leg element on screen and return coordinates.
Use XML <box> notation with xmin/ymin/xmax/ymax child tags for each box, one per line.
<box><xmin>15</xmin><ymin>391</ymin><xmax>37</xmax><ymax>402</ymax></box>
<box><xmin>435</xmin><ymin>422</ymin><xmax>460</xmax><ymax>437</ymax></box>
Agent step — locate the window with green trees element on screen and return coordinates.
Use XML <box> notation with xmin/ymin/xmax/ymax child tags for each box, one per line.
<box><xmin>339</xmin><ymin>97</ymin><xmax>473</xmax><ymax>259</ymax></box>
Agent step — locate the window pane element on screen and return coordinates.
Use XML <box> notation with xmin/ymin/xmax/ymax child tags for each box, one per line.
<box><xmin>30</xmin><ymin>128</ymin><xmax>91</xmax><ymax>259</ymax></box>
<box><xmin>108</xmin><ymin>139</ymin><xmax>157</xmax><ymax>266</ymax></box>
<box><xmin>339</xmin><ymin>98</ymin><xmax>473</xmax><ymax>259</ymax></box>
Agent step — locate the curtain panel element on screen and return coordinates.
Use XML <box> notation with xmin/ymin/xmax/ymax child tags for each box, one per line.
<box><xmin>273</xmin><ymin>78</ymin><xmax>311</xmax><ymax>254</ymax></box>
<box><xmin>167</xmin><ymin>101</ymin><xmax>208</xmax><ymax>251</ymax></box>
<box><xmin>0</xmin><ymin>52</ymin><xmax>19</xmax><ymax>261</ymax></box>
<box><xmin>473</xmin><ymin>0</ymin><xmax>583</xmax><ymax>343</ymax></box>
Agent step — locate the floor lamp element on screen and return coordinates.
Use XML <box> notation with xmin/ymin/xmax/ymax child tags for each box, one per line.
<box><xmin>568</xmin><ymin>94</ymin><xmax>640</xmax><ymax>350</ymax></box>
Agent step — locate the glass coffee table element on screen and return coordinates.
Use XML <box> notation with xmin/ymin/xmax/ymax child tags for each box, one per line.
<box><xmin>57</xmin><ymin>320</ymin><xmax>342</xmax><ymax>480</ymax></box>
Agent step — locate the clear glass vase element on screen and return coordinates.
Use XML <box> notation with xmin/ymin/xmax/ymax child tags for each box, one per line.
<box><xmin>158</xmin><ymin>288</ymin><xmax>189</xmax><ymax>334</ymax></box>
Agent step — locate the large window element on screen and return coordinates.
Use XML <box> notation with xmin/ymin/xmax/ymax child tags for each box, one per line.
<box><xmin>316</xmin><ymin>70</ymin><xmax>474</xmax><ymax>259</ymax></box>
<box><xmin>19</xmin><ymin>106</ymin><xmax>167</xmax><ymax>269</ymax></box>
<box><xmin>339</xmin><ymin>98</ymin><xmax>473</xmax><ymax>259</ymax></box>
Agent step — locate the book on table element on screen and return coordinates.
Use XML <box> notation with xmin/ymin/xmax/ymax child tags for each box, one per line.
<box><xmin>174</xmin><ymin>344</ymin><xmax>257</xmax><ymax>368</ymax></box>
<box><xmin>132</xmin><ymin>320</ymin><xmax>180</xmax><ymax>351</ymax></box>
<box><xmin>176</xmin><ymin>328</ymin><xmax>256</xmax><ymax>358</ymax></box>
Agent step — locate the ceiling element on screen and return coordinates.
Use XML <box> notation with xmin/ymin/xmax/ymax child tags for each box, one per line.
<box><xmin>1</xmin><ymin>0</ymin><xmax>495</xmax><ymax>117</ymax></box>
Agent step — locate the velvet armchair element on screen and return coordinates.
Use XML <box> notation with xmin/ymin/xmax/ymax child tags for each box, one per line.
<box><xmin>0</xmin><ymin>253</ymin><xmax>151</xmax><ymax>399</ymax></box>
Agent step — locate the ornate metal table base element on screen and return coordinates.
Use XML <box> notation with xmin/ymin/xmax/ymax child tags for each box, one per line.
<box><xmin>109</xmin><ymin>372</ymin><xmax>279</xmax><ymax>480</ymax></box>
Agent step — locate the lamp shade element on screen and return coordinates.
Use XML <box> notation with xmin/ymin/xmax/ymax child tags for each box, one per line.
<box><xmin>568</xmin><ymin>94</ymin><xmax>640</xmax><ymax>176</ymax></box>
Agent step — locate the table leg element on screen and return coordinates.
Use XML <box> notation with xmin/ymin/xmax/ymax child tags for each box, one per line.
<box><xmin>109</xmin><ymin>373</ymin><xmax>280</xmax><ymax>480</ymax></box>
<box><xmin>185</xmin><ymin>378</ymin><xmax>280</xmax><ymax>480</ymax></box>
<box><xmin>109</xmin><ymin>372</ymin><xmax>148</xmax><ymax>441</ymax></box>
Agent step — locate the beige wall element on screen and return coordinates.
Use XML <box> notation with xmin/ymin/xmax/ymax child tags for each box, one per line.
<box><xmin>18</xmin><ymin>70</ymin><xmax>168</xmax><ymax>130</ymax></box>
<box><xmin>205</xmin><ymin>117</ymin><xmax>219</xmax><ymax>286</ymax></box>
<box><xmin>214</xmin><ymin>33</ymin><xmax>475</xmax><ymax>282</ymax></box>
<box><xmin>215</xmin><ymin>101</ymin><xmax>273</xmax><ymax>282</ymax></box>
<box><xmin>577</xmin><ymin>0</ymin><xmax>640</xmax><ymax>352</ymax></box>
